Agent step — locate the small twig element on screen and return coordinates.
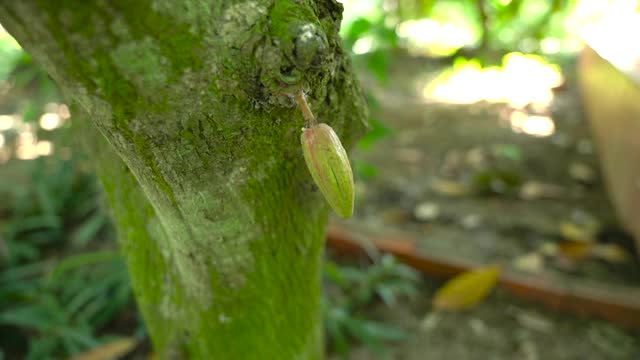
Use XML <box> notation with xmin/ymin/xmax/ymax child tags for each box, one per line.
<box><xmin>294</xmin><ymin>89</ymin><xmax>317</xmax><ymax>127</ymax></box>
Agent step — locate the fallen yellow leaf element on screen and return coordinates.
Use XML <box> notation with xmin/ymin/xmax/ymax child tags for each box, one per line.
<box><xmin>432</xmin><ymin>264</ymin><xmax>501</xmax><ymax>310</ymax></box>
<box><xmin>70</xmin><ymin>338</ymin><xmax>137</xmax><ymax>360</ymax></box>
<box><xmin>560</xmin><ymin>221</ymin><xmax>598</xmax><ymax>242</ymax></box>
<box><xmin>592</xmin><ymin>243</ymin><xmax>632</xmax><ymax>263</ymax></box>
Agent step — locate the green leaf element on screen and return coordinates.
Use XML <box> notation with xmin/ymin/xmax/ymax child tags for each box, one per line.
<box><xmin>345</xmin><ymin>18</ymin><xmax>372</xmax><ymax>44</ymax></box>
<box><xmin>59</xmin><ymin>325</ymin><xmax>98</xmax><ymax>350</ymax></box>
<box><xmin>26</xmin><ymin>338</ymin><xmax>58</xmax><ymax>360</ymax></box>
<box><xmin>0</xmin><ymin>305</ymin><xmax>55</xmax><ymax>330</ymax></box>
<box><xmin>342</xmin><ymin>317</ymin><xmax>406</xmax><ymax>354</ymax></box>
<box><xmin>343</xmin><ymin>317</ymin><xmax>381</xmax><ymax>351</ymax></box>
<box><xmin>361</xmin><ymin>321</ymin><xmax>407</xmax><ymax>342</ymax></box>
<box><xmin>324</xmin><ymin>261</ymin><xmax>347</xmax><ymax>287</ymax></box>
<box><xmin>376</xmin><ymin>284</ymin><xmax>397</xmax><ymax>307</ymax></box>
<box><xmin>353</xmin><ymin>161</ymin><xmax>378</xmax><ymax>181</ymax></box>
<box><xmin>48</xmin><ymin>251</ymin><xmax>120</xmax><ymax>282</ymax></box>
<box><xmin>325</xmin><ymin>313</ymin><xmax>349</xmax><ymax>357</ymax></box>
<box><xmin>21</xmin><ymin>102</ymin><xmax>41</xmax><ymax>123</ymax></box>
<box><xmin>367</xmin><ymin>50</ymin><xmax>388</xmax><ymax>84</ymax></box>
<box><xmin>14</xmin><ymin>215</ymin><xmax>60</xmax><ymax>233</ymax></box>
<box><xmin>4</xmin><ymin>240</ymin><xmax>40</xmax><ymax>264</ymax></box>
<box><xmin>357</xmin><ymin>118</ymin><xmax>391</xmax><ymax>151</ymax></box>
<box><xmin>71</xmin><ymin>212</ymin><xmax>107</xmax><ymax>248</ymax></box>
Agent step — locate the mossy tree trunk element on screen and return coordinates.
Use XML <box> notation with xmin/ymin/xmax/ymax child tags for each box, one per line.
<box><xmin>0</xmin><ymin>1</ymin><xmax>367</xmax><ymax>358</ymax></box>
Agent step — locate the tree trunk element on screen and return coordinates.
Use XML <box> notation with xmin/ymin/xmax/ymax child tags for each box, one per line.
<box><xmin>0</xmin><ymin>1</ymin><xmax>367</xmax><ymax>358</ymax></box>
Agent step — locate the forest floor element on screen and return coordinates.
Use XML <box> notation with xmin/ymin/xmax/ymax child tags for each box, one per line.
<box><xmin>331</xmin><ymin>52</ymin><xmax>640</xmax><ymax>359</ymax></box>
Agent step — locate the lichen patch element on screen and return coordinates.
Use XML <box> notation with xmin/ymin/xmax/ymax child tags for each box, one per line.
<box><xmin>221</xmin><ymin>1</ymin><xmax>269</xmax><ymax>46</ymax></box>
<box><xmin>111</xmin><ymin>37</ymin><xmax>168</xmax><ymax>93</ymax></box>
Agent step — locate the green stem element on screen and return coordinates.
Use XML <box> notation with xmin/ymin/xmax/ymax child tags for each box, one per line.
<box><xmin>295</xmin><ymin>89</ymin><xmax>318</xmax><ymax>127</ymax></box>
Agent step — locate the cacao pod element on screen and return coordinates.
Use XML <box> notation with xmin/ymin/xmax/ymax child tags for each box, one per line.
<box><xmin>301</xmin><ymin>123</ymin><xmax>354</xmax><ymax>218</ymax></box>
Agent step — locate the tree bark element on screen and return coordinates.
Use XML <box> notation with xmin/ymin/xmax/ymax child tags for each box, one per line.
<box><xmin>0</xmin><ymin>1</ymin><xmax>367</xmax><ymax>358</ymax></box>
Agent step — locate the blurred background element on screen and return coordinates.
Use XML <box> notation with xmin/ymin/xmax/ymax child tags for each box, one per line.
<box><xmin>1</xmin><ymin>0</ymin><xmax>640</xmax><ymax>359</ymax></box>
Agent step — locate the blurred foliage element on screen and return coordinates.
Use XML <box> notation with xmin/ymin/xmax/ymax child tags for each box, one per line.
<box><xmin>0</xmin><ymin>46</ymin><xmax>58</xmax><ymax>124</ymax></box>
<box><xmin>357</xmin><ymin>118</ymin><xmax>391</xmax><ymax>152</ymax></box>
<box><xmin>1</xmin><ymin>155</ymin><xmax>109</xmax><ymax>265</ymax></box>
<box><xmin>324</xmin><ymin>255</ymin><xmax>419</xmax><ymax>358</ymax></box>
<box><xmin>0</xmin><ymin>252</ymin><xmax>134</xmax><ymax>359</ymax></box>
<box><xmin>347</xmin><ymin>0</ymin><xmax>578</xmax><ymax>183</ymax></box>
<box><xmin>342</xmin><ymin>0</ymin><xmax>578</xmax><ymax>61</ymax></box>
<box><xmin>0</xmin><ymin>41</ymin><xmax>137</xmax><ymax>358</ymax></box>
<box><xmin>353</xmin><ymin>90</ymin><xmax>388</xmax><ymax>182</ymax></box>
<box><xmin>0</xmin><ymin>146</ymin><xmax>136</xmax><ymax>358</ymax></box>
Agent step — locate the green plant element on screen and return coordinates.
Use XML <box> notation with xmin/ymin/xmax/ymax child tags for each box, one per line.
<box><xmin>341</xmin><ymin>0</ymin><xmax>577</xmax><ymax>62</ymax></box>
<box><xmin>324</xmin><ymin>255</ymin><xmax>420</xmax><ymax>358</ymax></box>
<box><xmin>0</xmin><ymin>251</ymin><xmax>134</xmax><ymax>359</ymax></box>
<box><xmin>0</xmin><ymin>154</ymin><xmax>109</xmax><ymax>264</ymax></box>
<box><xmin>0</xmin><ymin>37</ymin><xmax>132</xmax><ymax>358</ymax></box>
<box><xmin>0</xmin><ymin>33</ymin><xmax>112</xmax><ymax>266</ymax></box>
<box><xmin>342</xmin><ymin>15</ymin><xmax>399</xmax><ymax>83</ymax></box>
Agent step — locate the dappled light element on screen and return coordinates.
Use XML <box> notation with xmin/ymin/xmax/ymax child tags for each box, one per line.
<box><xmin>39</xmin><ymin>103</ymin><xmax>69</xmax><ymax>130</ymax></box>
<box><xmin>424</xmin><ymin>53</ymin><xmax>563</xmax><ymax>108</ymax></box>
<box><xmin>0</xmin><ymin>103</ymin><xmax>69</xmax><ymax>161</ymax></box>
<box><xmin>39</xmin><ymin>112</ymin><xmax>61</xmax><ymax>130</ymax></box>
<box><xmin>576</xmin><ymin>0</ymin><xmax>640</xmax><ymax>84</ymax></box>
<box><xmin>0</xmin><ymin>111</ymin><xmax>66</xmax><ymax>161</ymax></box>
<box><xmin>508</xmin><ymin>111</ymin><xmax>555</xmax><ymax>137</ymax></box>
<box><xmin>16</xmin><ymin>139</ymin><xmax>54</xmax><ymax>160</ymax></box>
<box><xmin>0</xmin><ymin>114</ymin><xmax>14</xmax><ymax>131</ymax></box>
<box><xmin>15</xmin><ymin>125</ymin><xmax>36</xmax><ymax>160</ymax></box>
<box><xmin>396</xmin><ymin>17</ymin><xmax>477</xmax><ymax>57</ymax></box>
<box><xmin>352</xmin><ymin>36</ymin><xmax>374</xmax><ymax>54</ymax></box>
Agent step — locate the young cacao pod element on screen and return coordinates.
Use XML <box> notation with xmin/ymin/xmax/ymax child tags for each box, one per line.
<box><xmin>301</xmin><ymin>123</ymin><xmax>354</xmax><ymax>218</ymax></box>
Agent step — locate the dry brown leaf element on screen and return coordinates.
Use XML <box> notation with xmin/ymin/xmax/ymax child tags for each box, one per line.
<box><xmin>382</xmin><ymin>208</ymin><xmax>411</xmax><ymax>225</ymax></box>
<box><xmin>430</xmin><ymin>178</ymin><xmax>468</xmax><ymax>196</ymax></box>
<box><xmin>557</xmin><ymin>240</ymin><xmax>631</xmax><ymax>264</ymax></box>
<box><xmin>71</xmin><ymin>338</ymin><xmax>137</xmax><ymax>360</ymax></box>
<box><xmin>432</xmin><ymin>264</ymin><xmax>501</xmax><ymax>310</ymax></box>
<box><xmin>557</xmin><ymin>240</ymin><xmax>592</xmax><ymax>261</ymax></box>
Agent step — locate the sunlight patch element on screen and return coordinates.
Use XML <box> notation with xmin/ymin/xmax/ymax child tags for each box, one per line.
<box><xmin>423</xmin><ymin>52</ymin><xmax>563</xmax><ymax>108</ymax></box>
<box><xmin>509</xmin><ymin>111</ymin><xmax>555</xmax><ymax>137</ymax></box>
